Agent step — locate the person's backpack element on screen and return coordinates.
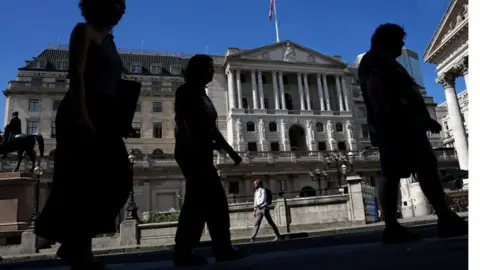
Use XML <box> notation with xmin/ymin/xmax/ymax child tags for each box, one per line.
<box><xmin>264</xmin><ymin>188</ymin><xmax>273</xmax><ymax>205</ymax></box>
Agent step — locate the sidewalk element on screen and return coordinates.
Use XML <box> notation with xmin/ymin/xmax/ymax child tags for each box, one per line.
<box><xmin>1</xmin><ymin>212</ymin><xmax>468</xmax><ymax>264</ymax></box>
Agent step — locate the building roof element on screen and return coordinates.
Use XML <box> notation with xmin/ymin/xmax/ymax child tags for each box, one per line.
<box><xmin>21</xmin><ymin>44</ymin><xmax>193</xmax><ymax>76</ymax></box>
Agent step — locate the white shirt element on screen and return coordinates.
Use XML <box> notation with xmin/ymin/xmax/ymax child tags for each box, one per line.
<box><xmin>253</xmin><ymin>188</ymin><xmax>266</xmax><ymax>208</ymax></box>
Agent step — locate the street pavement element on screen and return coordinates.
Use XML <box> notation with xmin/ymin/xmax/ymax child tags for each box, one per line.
<box><xmin>1</xmin><ymin>225</ymin><xmax>468</xmax><ymax>270</ymax></box>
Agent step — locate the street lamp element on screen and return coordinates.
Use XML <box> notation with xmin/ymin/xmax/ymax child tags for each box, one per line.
<box><xmin>346</xmin><ymin>151</ymin><xmax>355</xmax><ymax>173</ymax></box>
<box><xmin>126</xmin><ymin>151</ymin><xmax>139</xmax><ymax>220</ymax></box>
<box><xmin>30</xmin><ymin>166</ymin><xmax>44</xmax><ymax>227</ymax></box>
<box><xmin>309</xmin><ymin>168</ymin><xmax>328</xmax><ymax>195</ymax></box>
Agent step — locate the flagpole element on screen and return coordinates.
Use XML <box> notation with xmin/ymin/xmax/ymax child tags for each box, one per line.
<box><xmin>273</xmin><ymin>0</ymin><xmax>280</xmax><ymax>43</ymax></box>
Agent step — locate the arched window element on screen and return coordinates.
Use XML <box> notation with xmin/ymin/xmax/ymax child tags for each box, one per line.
<box><xmin>335</xmin><ymin>123</ymin><xmax>343</xmax><ymax>132</ymax></box>
<box><xmin>316</xmin><ymin>122</ymin><xmax>324</xmax><ymax>132</ymax></box>
<box><xmin>269</xmin><ymin>122</ymin><xmax>277</xmax><ymax>132</ymax></box>
<box><xmin>246</xmin><ymin>121</ymin><xmax>255</xmax><ymax>132</ymax></box>
<box><xmin>151</xmin><ymin>148</ymin><xmax>164</xmax><ymax>158</ymax></box>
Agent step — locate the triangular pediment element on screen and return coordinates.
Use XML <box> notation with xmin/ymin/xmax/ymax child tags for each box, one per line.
<box><xmin>423</xmin><ymin>0</ymin><xmax>468</xmax><ymax>62</ymax></box>
<box><xmin>227</xmin><ymin>40</ymin><xmax>346</xmax><ymax>67</ymax></box>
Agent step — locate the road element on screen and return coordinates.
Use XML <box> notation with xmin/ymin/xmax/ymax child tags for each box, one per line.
<box><xmin>1</xmin><ymin>225</ymin><xmax>468</xmax><ymax>270</ymax></box>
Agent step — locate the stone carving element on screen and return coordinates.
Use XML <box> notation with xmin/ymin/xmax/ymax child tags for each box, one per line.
<box><xmin>306</xmin><ymin>120</ymin><xmax>315</xmax><ymax>141</ymax></box>
<box><xmin>258</xmin><ymin>119</ymin><xmax>266</xmax><ymax>141</ymax></box>
<box><xmin>436</xmin><ymin>73</ymin><xmax>456</xmax><ymax>89</ymax></box>
<box><xmin>463</xmin><ymin>4</ymin><xmax>468</xmax><ymax>15</ymax></box>
<box><xmin>327</xmin><ymin>121</ymin><xmax>334</xmax><ymax>138</ymax></box>
<box><xmin>456</xmin><ymin>13</ymin><xmax>464</xmax><ymax>25</ymax></box>
<box><xmin>281</xmin><ymin>119</ymin><xmax>289</xmax><ymax>142</ymax></box>
<box><xmin>283</xmin><ymin>42</ymin><xmax>295</xmax><ymax>62</ymax></box>
<box><xmin>346</xmin><ymin>121</ymin><xmax>355</xmax><ymax>140</ymax></box>
<box><xmin>235</xmin><ymin>119</ymin><xmax>243</xmax><ymax>141</ymax></box>
<box><xmin>455</xmin><ymin>57</ymin><xmax>468</xmax><ymax>75</ymax></box>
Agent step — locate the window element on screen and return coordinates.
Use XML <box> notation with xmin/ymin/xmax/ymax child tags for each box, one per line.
<box><xmin>55</xmin><ymin>59</ymin><xmax>68</xmax><ymax>70</ymax></box>
<box><xmin>264</xmin><ymin>98</ymin><xmax>269</xmax><ymax>110</ymax></box>
<box><xmin>131</xmin><ymin>122</ymin><xmax>141</xmax><ymax>138</ymax></box>
<box><xmin>28</xmin><ymin>99</ymin><xmax>40</xmax><ymax>112</ymax></box>
<box><xmin>152</xmin><ymin>102</ymin><xmax>163</xmax><ymax>113</ymax></box>
<box><xmin>130</xmin><ymin>63</ymin><xmax>142</xmax><ymax>73</ymax></box>
<box><xmin>358</xmin><ymin>107</ymin><xmax>367</xmax><ymax>117</ymax></box>
<box><xmin>261</xmin><ymin>75</ymin><xmax>267</xmax><ymax>84</ymax></box>
<box><xmin>282</xmin><ymin>75</ymin><xmax>289</xmax><ymax>85</ymax></box>
<box><xmin>33</xmin><ymin>59</ymin><xmax>46</xmax><ymax>69</ymax></box>
<box><xmin>246</xmin><ymin>121</ymin><xmax>255</xmax><ymax>132</ymax></box>
<box><xmin>153</xmin><ymin>122</ymin><xmax>163</xmax><ymax>138</ymax></box>
<box><xmin>51</xmin><ymin>122</ymin><xmax>56</xmax><ymax>138</ymax></box>
<box><xmin>135</xmin><ymin>102</ymin><xmax>141</xmax><ymax>112</ymax></box>
<box><xmin>270</xmin><ymin>142</ymin><xmax>280</xmax><ymax>151</ymax></box>
<box><xmin>53</xmin><ymin>100</ymin><xmax>61</xmax><ymax>111</ymax></box>
<box><xmin>228</xmin><ymin>181</ymin><xmax>239</xmax><ymax>194</ymax></box>
<box><xmin>170</xmin><ymin>66</ymin><xmax>182</xmax><ymax>75</ymax></box>
<box><xmin>335</xmin><ymin>123</ymin><xmax>343</xmax><ymax>132</ymax></box>
<box><xmin>316</xmin><ymin>122</ymin><xmax>324</xmax><ymax>132</ymax></box>
<box><xmin>361</xmin><ymin>124</ymin><xmax>369</xmax><ymax>138</ymax></box>
<box><xmin>318</xmin><ymin>142</ymin><xmax>327</xmax><ymax>151</ymax></box>
<box><xmin>247</xmin><ymin>142</ymin><xmax>258</xmax><ymax>152</ymax></box>
<box><xmin>26</xmin><ymin>120</ymin><xmax>39</xmax><ymax>135</ymax></box>
<box><xmin>338</xmin><ymin>142</ymin><xmax>346</xmax><ymax>151</ymax></box>
<box><xmin>150</xmin><ymin>64</ymin><xmax>163</xmax><ymax>74</ymax></box>
<box><xmin>240</xmin><ymin>74</ymin><xmax>246</xmax><ymax>83</ymax></box>
<box><xmin>269</xmin><ymin>122</ymin><xmax>277</xmax><ymax>132</ymax></box>
<box><xmin>242</xmin><ymin>98</ymin><xmax>248</xmax><ymax>109</ymax></box>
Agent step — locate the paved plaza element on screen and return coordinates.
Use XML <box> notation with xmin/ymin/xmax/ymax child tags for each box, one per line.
<box><xmin>1</xmin><ymin>225</ymin><xmax>468</xmax><ymax>270</ymax></box>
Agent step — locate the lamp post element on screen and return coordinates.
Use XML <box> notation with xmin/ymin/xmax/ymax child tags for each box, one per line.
<box><xmin>126</xmin><ymin>151</ymin><xmax>139</xmax><ymax>220</ymax></box>
<box><xmin>30</xmin><ymin>166</ymin><xmax>44</xmax><ymax>228</ymax></box>
<box><xmin>346</xmin><ymin>151</ymin><xmax>356</xmax><ymax>174</ymax></box>
<box><xmin>326</xmin><ymin>151</ymin><xmax>349</xmax><ymax>187</ymax></box>
<box><xmin>309</xmin><ymin>168</ymin><xmax>328</xmax><ymax>196</ymax></box>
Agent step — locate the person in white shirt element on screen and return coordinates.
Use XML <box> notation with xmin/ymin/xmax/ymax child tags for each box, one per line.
<box><xmin>249</xmin><ymin>179</ymin><xmax>281</xmax><ymax>242</ymax></box>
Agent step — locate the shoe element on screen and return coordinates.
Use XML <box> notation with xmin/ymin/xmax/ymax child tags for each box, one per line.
<box><xmin>382</xmin><ymin>225</ymin><xmax>420</xmax><ymax>244</ymax></box>
<box><xmin>215</xmin><ymin>247</ymin><xmax>249</xmax><ymax>262</ymax></box>
<box><xmin>438</xmin><ymin>213</ymin><xmax>468</xmax><ymax>238</ymax></box>
<box><xmin>172</xmin><ymin>251</ymin><xmax>208</xmax><ymax>267</ymax></box>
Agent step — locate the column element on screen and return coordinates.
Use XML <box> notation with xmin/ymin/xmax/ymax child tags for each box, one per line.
<box><xmin>335</xmin><ymin>75</ymin><xmax>344</xmax><ymax>111</ymax></box>
<box><xmin>279</xmin><ymin>72</ymin><xmax>286</xmax><ymax>110</ymax></box>
<box><xmin>323</xmin><ymin>75</ymin><xmax>331</xmax><ymax>111</ymax></box>
<box><xmin>251</xmin><ymin>70</ymin><xmax>258</xmax><ymax>109</ymax></box>
<box><xmin>436</xmin><ymin>73</ymin><xmax>468</xmax><ymax>170</ymax></box>
<box><xmin>457</xmin><ymin>56</ymin><xmax>469</xmax><ymax>89</ymax></box>
<box><xmin>272</xmin><ymin>71</ymin><xmax>280</xmax><ymax>110</ymax></box>
<box><xmin>316</xmin><ymin>74</ymin><xmax>325</xmax><ymax>111</ymax></box>
<box><xmin>341</xmin><ymin>76</ymin><xmax>350</xmax><ymax>111</ymax></box>
<box><xmin>302</xmin><ymin>73</ymin><xmax>311</xmax><ymax>110</ymax></box>
<box><xmin>297</xmin><ymin>73</ymin><xmax>305</xmax><ymax>110</ymax></box>
<box><xmin>235</xmin><ymin>69</ymin><xmax>243</xmax><ymax>109</ymax></box>
<box><xmin>227</xmin><ymin>70</ymin><xmax>236</xmax><ymax>109</ymax></box>
<box><xmin>258</xmin><ymin>71</ymin><xmax>265</xmax><ymax>109</ymax></box>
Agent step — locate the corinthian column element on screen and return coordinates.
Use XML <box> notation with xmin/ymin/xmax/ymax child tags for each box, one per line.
<box><xmin>303</xmin><ymin>73</ymin><xmax>311</xmax><ymax>110</ymax></box>
<box><xmin>272</xmin><ymin>71</ymin><xmax>280</xmax><ymax>110</ymax></box>
<box><xmin>251</xmin><ymin>70</ymin><xmax>258</xmax><ymax>109</ymax></box>
<box><xmin>455</xmin><ymin>57</ymin><xmax>469</xmax><ymax>89</ymax></box>
<box><xmin>341</xmin><ymin>76</ymin><xmax>350</xmax><ymax>111</ymax></box>
<box><xmin>436</xmin><ymin>73</ymin><xmax>468</xmax><ymax>170</ymax></box>
<box><xmin>279</xmin><ymin>72</ymin><xmax>286</xmax><ymax>110</ymax></box>
<box><xmin>316</xmin><ymin>74</ymin><xmax>325</xmax><ymax>111</ymax></box>
<box><xmin>335</xmin><ymin>75</ymin><xmax>344</xmax><ymax>111</ymax></box>
<box><xmin>227</xmin><ymin>70</ymin><xmax>236</xmax><ymax>109</ymax></box>
<box><xmin>235</xmin><ymin>69</ymin><xmax>243</xmax><ymax>109</ymax></box>
<box><xmin>323</xmin><ymin>75</ymin><xmax>331</xmax><ymax>111</ymax></box>
<box><xmin>297</xmin><ymin>73</ymin><xmax>305</xmax><ymax>110</ymax></box>
<box><xmin>258</xmin><ymin>71</ymin><xmax>265</xmax><ymax>109</ymax></box>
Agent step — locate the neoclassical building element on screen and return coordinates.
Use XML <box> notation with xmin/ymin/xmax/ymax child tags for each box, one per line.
<box><xmin>423</xmin><ymin>0</ymin><xmax>469</xmax><ymax>170</ymax></box>
<box><xmin>435</xmin><ymin>89</ymin><xmax>468</xmax><ymax>148</ymax></box>
<box><xmin>2</xmin><ymin>41</ymin><xmax>459</xmax><ymax>213</ymax></box>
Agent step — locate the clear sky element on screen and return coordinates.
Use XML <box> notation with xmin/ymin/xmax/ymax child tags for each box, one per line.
<box><xmin>0</xmin><ymin>0</ymin><xmax>466</xmax><ymax>128</ymax></box>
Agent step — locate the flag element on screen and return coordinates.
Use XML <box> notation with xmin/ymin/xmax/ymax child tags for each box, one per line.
<box><xmin>269</xmin><ymin>0</ymin><xmax>275</xmax><ymax>21</ymax></box>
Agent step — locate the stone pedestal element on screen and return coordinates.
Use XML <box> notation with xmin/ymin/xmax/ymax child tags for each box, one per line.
<box><xmin>346</xmin><ymin>174</ymin><xmax>366</xmax><ymax>223</ymax></box>
<box><xmin>0</xmin><ymin>172</ymin><xmax>36</xmax><ymax>233</ymax></box>
<box><xmin>273</xmin><ymin>198</ymin><xmax>290</xmax><ymax>233</ymax></box>
<box><xmin>400</xmin><ymin>178</ymin><xmax>432</xmax><ymax>218</ymax></box>
<box><xmin>120</xmin><ymin>220</ymin><xmax>139</xmax><ymax>246</ymax></box>
<box><xmin>20</xmin><ymin>229</ymin><xmax>38</xmax><ymax>254</ymax></box>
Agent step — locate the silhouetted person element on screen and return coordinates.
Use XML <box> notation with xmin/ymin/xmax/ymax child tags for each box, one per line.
<box><xmin>173</xmin><ymin>54</ymin><xmax>249</xmax><ymax>266</ymax></box>
<box><xmin>34</xmin><ymin>0</ymin><xmax>131</xmax><ymax>269</ymax></box>
<box><xmin>2</xmin><ymin>112</ymin><xmax>22</xmax><ymax>159</ymax></box>
<box><xmin>249</xmin><ymin>179</ymin><xmax>281</xmax><ymax>242</ymax></box>
<box><xmin>358</xmin><ymin>23</ymin><xmax>467</xmax><ymax>244</ymax></box>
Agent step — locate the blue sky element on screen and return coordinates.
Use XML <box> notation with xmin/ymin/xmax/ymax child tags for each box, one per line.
<box><xmin>0</xmin><ymin>0</ymin><xmax>466</xmax><ymax>127</ymax></box>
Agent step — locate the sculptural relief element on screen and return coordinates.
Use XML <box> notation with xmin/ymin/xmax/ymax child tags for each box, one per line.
<box><xmin>235</xmin><ymin>119</ymin><xmax>243</xmax><ymax>141</ymax></box>
<box><xmin>307</xmin><ymin>120</ymin><xmax>315</xmax><ymax>141</ymax></box>
<box><xmin>258</xmin><ymin>119</ymin><xmax>266</xmax><ymax>141</ymax></box>
<box><xmin>283</xmin><ymin>42</ymin><xmax>296</xmax><ymax>62</ymax></box>
<box><xmin>281</xmin><ymin>120</ymin><xmax>289</xmax><ymax>142</ymax></box>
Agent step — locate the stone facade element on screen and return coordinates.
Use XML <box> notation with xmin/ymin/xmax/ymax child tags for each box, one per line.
<box><xmin>435</xmin><ymin>89</ymin><xmax>468</xmax><ymax>148</ymax></box>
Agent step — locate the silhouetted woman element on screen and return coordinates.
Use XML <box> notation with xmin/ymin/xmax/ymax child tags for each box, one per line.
<box><xmin>35</xmin><ymin>0</ymin><xmax>131</xmax><ymax>269</ymax></box>
<box><xmin>358</xmin><ymin>23</ymin><xmax>467</xmax><ymax>244</ymax></box>
<box><xmin>173</xmin><ymin>55</ymin><xmax>249</xmax><ymax>266</ymax></box>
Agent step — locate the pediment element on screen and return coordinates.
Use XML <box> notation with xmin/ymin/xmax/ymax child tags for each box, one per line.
<box><xmin>227</xmin><ymin>40</ymin><xmax>346</xmax><ymax>67</ymax></box>
<box><xmin>423</xmin><ymin>0</ymin><xmax>468</xmax><ymax>62</ymax></box>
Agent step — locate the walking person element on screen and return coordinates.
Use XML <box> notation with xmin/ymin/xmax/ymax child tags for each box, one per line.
<box><xmin>173</xmin><ymin>54</ymin><xmax>249</xmax><ymax>266</ymax></box>
<box><xmin>249</xmin><ymin>179</ymin><xmax>282</xmax><ymax>242</ymax></box>
<box><xmin>358</xmin><ymin>23</ymin><xmax>468</xmax><ymax>244</ymax></box>
<box><xmin>34</xmin><ymin>1</ymin><xmax>133</xmax><ymax>269</ymax></box>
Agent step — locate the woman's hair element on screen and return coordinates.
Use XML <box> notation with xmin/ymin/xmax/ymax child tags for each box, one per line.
<box><xmin>183</xmin><ymin>54</ymin><xmax>213</xmax><ymax>83</ymax></box>
<box><xmin>371</xmin><ymin>23</ymin><xmax>406</xmax><ymax>50</ymax></box>
<box><xmin>79</xmin><ymin>0</ymin><xmax>119</xmax><ymax>26</ymax></box>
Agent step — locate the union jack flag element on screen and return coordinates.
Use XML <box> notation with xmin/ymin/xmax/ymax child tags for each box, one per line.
<box><xmin>269</xmin><ymin>0</ymin><xmax>275</xmax><ymax>21</ymax></box>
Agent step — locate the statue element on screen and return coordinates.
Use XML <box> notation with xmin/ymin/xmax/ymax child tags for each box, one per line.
<box><xmin>327</xmin><ymin>121</ymin><xmax>333</xmax><ymax>138</ymax></box>
<box><xmin>235</xmin><ymin>119</ymin><xmax>243</xmax><ymax>141</ymax></box>
<box><xmin>307</xmin><ymin>120</ymin><xmax>315</xmax><ymax>141</ymax></box>
<box><xmin>346</xmin><ymin>121</ymin><xmax>354</xmax><ymax>139</ymax></box>
<box><xmin>0</xmin><ymin>132</ymin><xmax>44</xmax><ymax>172</ymax></box>
<box><xmin>281</xmin><ymin>120</ymin><xmax>289</xmax><ymax>142</ymax></box>
<box><xmin>283</xmin><ymin>42</ymin><xmax>295</xmax><ymax>62</ymax></box>
<box><xmin>258</xmin><ymin>119</ymin><xmax>266</xmax><ymax>141</ymax></box>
